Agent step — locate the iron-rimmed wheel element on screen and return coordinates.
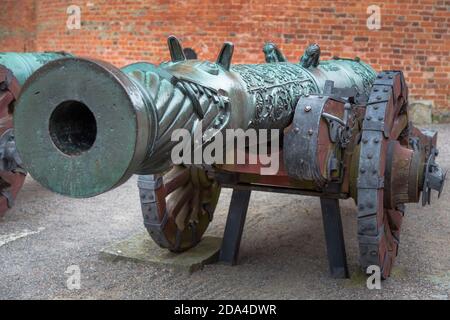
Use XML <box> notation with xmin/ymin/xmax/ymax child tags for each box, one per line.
<box><xmin>138</xmin><ymin>166</ymin><xmax>221</xmax><ymax>252</ymax></box>
<box><xmin>357</xmin><ymin>70</ymin><xmax>410</xmax><ymax>279</ymax></box>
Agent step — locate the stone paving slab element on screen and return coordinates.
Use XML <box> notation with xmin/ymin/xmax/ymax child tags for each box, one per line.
<box><xmin>100</xmin><ymin>232</ymin><xmax>222</xmax><ymax>274</ymax></box>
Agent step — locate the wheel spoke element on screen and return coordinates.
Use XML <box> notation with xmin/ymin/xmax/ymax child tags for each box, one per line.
<box><xmin>138</xmin><ymin>166</ymin><xmax>221</xmax><ymax>252</ymax></box>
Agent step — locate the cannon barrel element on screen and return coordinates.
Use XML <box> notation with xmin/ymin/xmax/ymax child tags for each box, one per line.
<box><xmin>14</xmin><ymin>40</ymin><xmax>376</xmax><ymax>198</ymax></box>
<box><xmin>0</xmin><ymin>52</ymin><xmax>73</xmax><ymax>85</ymax></box>
<box><xmin>0</xmin><ymin>52</ymin><xmax>73</xmax><ymax>215</ymax></box>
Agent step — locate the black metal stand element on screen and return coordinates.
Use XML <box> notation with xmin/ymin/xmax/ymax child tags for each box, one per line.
<box><xmin>217</xmin><ymin>185</ymin><xmax>350</xmax><ymax>278</ymax></box>
<box><xmin>219</xmin><ymin>189</ymin><xmax>252</xmax><ymax>265</ymax></box>
<box><xmin>320</xmin><ymin>197</ymin><xmax>349</xmax><ymax>279</ymax></box>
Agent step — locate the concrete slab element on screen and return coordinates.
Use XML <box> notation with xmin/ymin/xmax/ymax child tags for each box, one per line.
<box><xmin>100</xmin><ymin>232</ymin><xmax>222</xmax><ymax>274</ymax></box>
<box><xmin>409</xmin><ymin>100</ymin><xmax>433</xmax><ymax>125</ymax></box>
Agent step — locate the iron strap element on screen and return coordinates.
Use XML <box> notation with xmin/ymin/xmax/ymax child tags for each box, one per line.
<box><xmin>137</xmin><ymin>175</ymin><xmax>171</xmax><ymax>248</ymax></box>
<box><xmin>284</xmin><ymin>95</ymin><xmax>330</xmax><ymax>188</ymax></box>
<box><xmin>357</xmin><ymin>71</ymin><xmax>402</xmax><ymax>271</ymax></box>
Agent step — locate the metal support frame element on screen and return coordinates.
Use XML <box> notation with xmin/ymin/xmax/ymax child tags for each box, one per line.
<box><xmin>320</xmin><ymin>197</ymin><xmax>349</xmax><ymax>279</ymax></box>
<box><xmin>217</xmin><ymin>186</ymin><xmax>349</xmax><ymax>278</ymax></box>
<box><xmin>219</xmin><ymin>189</ymin><xmax>252</xmax><ymax>265</ymax></box>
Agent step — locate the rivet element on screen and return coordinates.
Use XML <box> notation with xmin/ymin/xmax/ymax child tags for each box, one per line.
<box><xmin>367</xmin><ymin>116</ymin><xmax>372</xmax><ymax>121</ymax></box>
<box><xmin>374</xmin><ymin>138</ymin><xmax>380</xmax><ymax>143</ymax></box>
<box><xmin>368</xmin><ymin>154</ymin><xmax>373</xmax><ymax>159</ymax></box>
<box><xmin>370</xmin><ymin>251</ymin><xmax>377</xmax><ymax>256</ymax></box>
<box><xmin>308</xmin><ymin>129</ymin><xmax>314</xmax><ymax>135</ymax></box>
<box><xmin>360</xmin><ymin>168</ymin><xmax>366</xmax><ymax>174</ymax></box>
<box><xmin>372</xmin><ymin>170</ymin><xmax>377</xmax><ymax>175</ymax></box>
<box><xmin>383</xmin><ymin>88</ymin><xmax>389</xmax><ymax>93</ymax></box>
<box><xmin>359</xmin><ymin>204</ymin><xmax>365</xmax><ymax>210</ymax></box>
<box><xmin>305</xmin><ymin>106</ymin><xmax>312</xmax><ymax>112</ymax></box>
<box><xmin>388</xmin><ymin>75</ymin><xmax>393</xmax><ymax>79</ymax></box>
<box><xmin>367</xmin><ymin>203</ymin><xmax>374</xmax><ymax>209</ymax></box>
<box><xmin>294</xmin><ymin>127</ymin><xmax>300</xmax><ymax>133</ymax></box>
<box><xmin>378</xmin><ymin>116</ymin><xmax>384</xmax><ymax>121</ymax></box>
<box><xmin>363</xmin><ymin>138</ymin><xmax>368</xmax><ymax>144</ymax></box>
<box><xmin>376</xmin><ymin>96</ymin><xmax>382</xmax><ymax>100</ymax></box>
<box><xmin>377</xmin><ymin>75</ymin><xmax>382</xmax><ymax>79</ymax></box>
<box><xmin>374</xmin><ymin>88</ymin><xmax>379</xmax><ymax>92</ymax></box>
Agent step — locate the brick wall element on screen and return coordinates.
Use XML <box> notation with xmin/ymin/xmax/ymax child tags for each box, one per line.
<box><xmin>1</xmin><ymin>0</ymin><xmax>449</xmax><ymax>117</ymax></box>
<box><xmin>0</xmin><ymin>0</ymin><xmax>36</xmax><ymax>51</ymax></box>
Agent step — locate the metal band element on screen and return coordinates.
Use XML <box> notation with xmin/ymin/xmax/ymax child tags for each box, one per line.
<box><xmin>137</xmin><ymin>174</ymin><xmax>171</xmax><ymax>248</ymax></box>
<box><xmin>357</xmin><ymin>70</ymin><xmax>404</xmax><ymax>274</ymax></box>
<box><xmin>284</xmin><ymin>95</ymin><xmax>331</xmax><ymax>187</ymax></box>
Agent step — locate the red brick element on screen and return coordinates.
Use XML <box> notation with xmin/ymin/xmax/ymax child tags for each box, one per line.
<box><xmin>0</xmin><ymin>0</ymin><xmax>448</xmax><ymax>114</ymax></box>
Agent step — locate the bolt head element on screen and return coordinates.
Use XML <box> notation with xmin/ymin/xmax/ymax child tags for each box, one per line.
<box><xmin>305</xmin><ymin>106</ymin><xmax>312</xmax><ymax>112</ymax></box>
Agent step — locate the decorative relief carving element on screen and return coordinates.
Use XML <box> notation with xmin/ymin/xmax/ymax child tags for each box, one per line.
<box><xmin>351</xmin><ymin>63</ymin><xmax>376</xmax><ymax>97</ymax></box>
<box><xmin>319</xmin><ymin>61</ymin><xmax>341</xmax><ymax>72</ymax></box>
<box><xmin>232</xmin><ymin>63</ymin><xmax>318</xmax><ymax>128</ymax></box>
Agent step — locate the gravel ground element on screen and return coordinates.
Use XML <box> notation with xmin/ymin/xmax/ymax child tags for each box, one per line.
<box><xmin>0</xmin><ymin>125</ymin><xmax>449</xmax><ymax>300</ymax></box>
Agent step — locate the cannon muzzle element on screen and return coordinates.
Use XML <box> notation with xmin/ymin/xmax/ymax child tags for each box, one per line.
<box><xmin>14</xmin><ymin>58</ymin><xmax>155</xmax><ymax>197</ymax></box>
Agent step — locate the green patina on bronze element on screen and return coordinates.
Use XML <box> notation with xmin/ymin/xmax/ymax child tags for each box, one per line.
<box><xmin>0</xmin><ymin>52</ymin><xmax>73</xmax><ymax>85</ymax></box>
<box><xmin>13</xmin><ymin>41</ymin><xmax>376</xmax><ymax>198</ymax></box>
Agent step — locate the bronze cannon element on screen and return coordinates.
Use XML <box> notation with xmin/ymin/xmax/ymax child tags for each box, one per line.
<box><xmin>13</xmin><ymin>37</ymin><xmax>445</xmax><ymax>279</ymax></box>
<box><xmin>0</xmin><ymin>52</ymin><xmax>72</xmax><ymax>216</ymax></box>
